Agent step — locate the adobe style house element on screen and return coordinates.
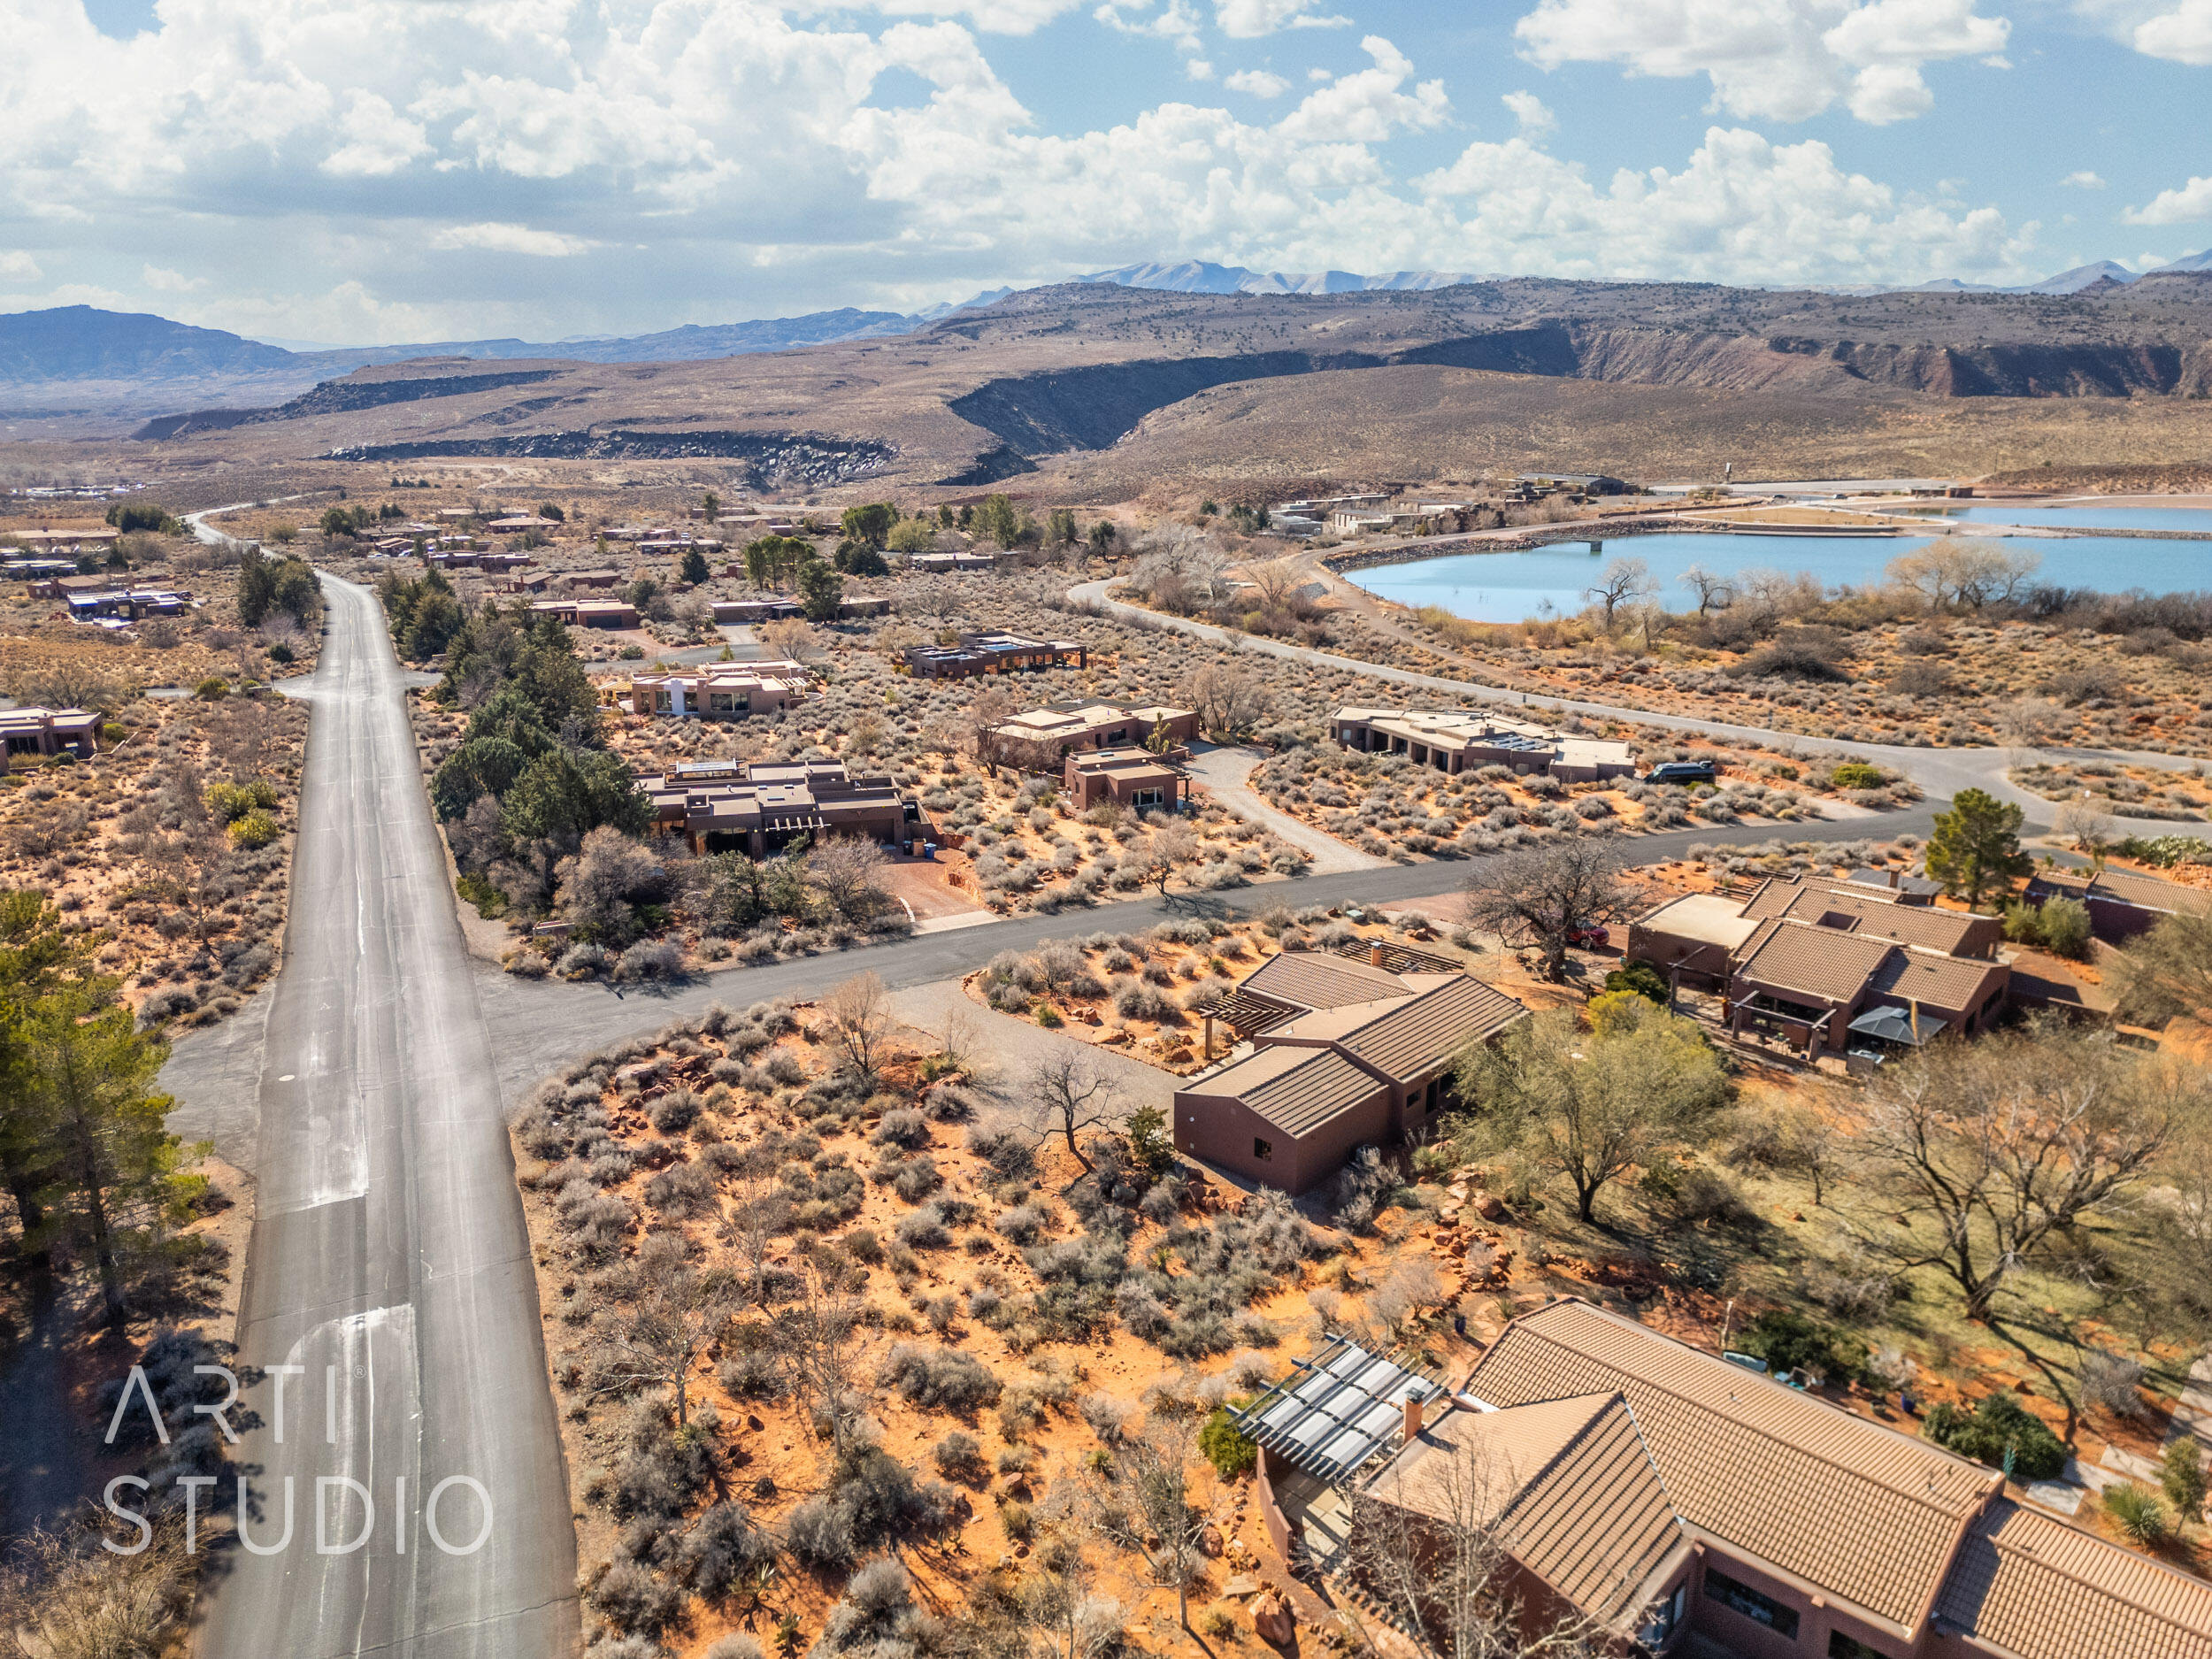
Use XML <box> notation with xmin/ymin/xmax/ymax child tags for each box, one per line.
<box><xmin>1240</xmin><ymin>1308</ymin><xmax>2212</xmax><ymax>1659</ymax></box>
<box><xmin>1332</xmin><ymin>707</ymin><xmax>1635</xmax><ymax>782</ymax></box>
<box><xmin>530</xmin><ymin>598</ymin><xmax>638</xmax><ymax>628</ymax></box>
<box><xmin>991</xmin><ymin>700</ymin><xmax>1200</xmax><ymax>772</ymax></box>
<box><xmin>902</xmin><ymin>631</ymin><xmax>1086</xmax><ymax>680</ymax></box>
<box><xmin>1062</xmin><ymin>747</ymin><xmax>1187</xmax><ymax>813</ymax></box>
<box><xmin>1628</xmin><ymin>875</ymin><xmax>2009</xmax><ymax>1059</ymax></box>
<box><xmin>635</xmin><ymin>759</ymin><xmax>918</xmax><ymax>855</ymax></box>
<box><xmin>1172</xmin><ymin>946</ymin><xmax>1526</xmax><ymax>1194</ymax></box>
<box><xmin>2025</xmin><ymin>864</ymin><xmax>2211</xmax><ymax>944</ymax></box>
<box><xmin>0</xmin><ymin>706</ymin><xmax>100</xmax><ymax>763</ymax></box>
<box><xmin>619</xmin><ymin>662</ymin><xmax>810</xmax><ymax>718</ymax></box>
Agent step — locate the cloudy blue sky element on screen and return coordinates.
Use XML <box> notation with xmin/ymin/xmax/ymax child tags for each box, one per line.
<box><xmin>3</xmin><ymin>0</ymin><xmax>2209</xmax><ymax>343</ymax></box>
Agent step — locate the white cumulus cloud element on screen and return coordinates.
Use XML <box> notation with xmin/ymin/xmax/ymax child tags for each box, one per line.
<box><xmin>1514</xmin><ymin>0</ymin><xmax>2008</xmax><ymax>124</ymax></box>
<box><xmin>1215</xmin><ymin>0</ymin><xmax>1351</xmax><ymax>36</ymax></box>
<box><xmin>0</xmin><ymin>252</ymin><xmax>42</xmax><ymax>282</ymax></box>
<box><xmin>1502</xmin><ymin>89</ymin><xmax>1556</xmax><ymax>134</ymax></box>
<box><xmin>2060</xmin><ymin>170</ymin><xmax>2105</xmax><ymax>188</ymax></box>
<box><xmin>2131</xmin><ymin>0</ymin><xmax>2212</xmax><ymax>61</ymax></box>
<box><xmin>142</xmin><ymin>265</ymin><xmax>204</xmax><ymax>291</ymax></box>
<box><xmin>1224</xmin><ymin>68</ymin><xmax>1288</xmax><ymax>94</ymax></box>
<box><xmin>2126</xmin><ymin>176</ymin><xmax>2212</xmax><ymax>223</ymax></box>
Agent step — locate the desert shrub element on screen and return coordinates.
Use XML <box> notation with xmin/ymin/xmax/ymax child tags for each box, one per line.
<box><xmin>996</xmin><ymin>1203</ymin><xmax>1047</xmax><ymax>1244</ymax></box>
<box><xmin>2102</xmin><ymin>1481</ymin><xmax>2170</xmax><ymax>1545</ymax></box>
<box><xmin>717</xmin><ymin>1349</ymin><xmax>787</xmax><ymax>1400</ymax></box>
<box><xmin>227</xmin><ymin>810</ymin><xmax>280</xmax><ymax>849</ymax></box>
<box><xmin>643</xmin><ymin>1161</ymin><xmax>717</xmax><ymax>1217</ymax></box>
<box><xmin>647</xmin><ymin>1088</ymin><xmax>702</xmax><ymax>1133</ymax></box>
<box><xmin>678</xmin><ymin>1501</ymin><xmax>777</xmax><ymax>1600</ymax></box>
<box><xmin>615</xmin><ymin>940</ymin><xmax>683</xmax><ymax>982</ymax></box>
<box><xmin>2080</xmin><ymin>1350</ymin><xmax>2147</xmax><ymax>1419</ymax></box>
<box><xmin>1829</xmin><ymin>761</ymin><xmax>1884</xmax><ymax>791</ymax></box>
<box><xmin>895</xmin><ymin>1204</ymin><xmax>950</xmax><ymax>1248</ymax></box>
<box><xmin>891</xmin><ymin>1156</ymin><xmax>943</xmax><ymax>1203</ymax></box>
<box><xmin>933</xmin><ymin>1429</ymin><xmax>986</xmax><ymax>1479</ymax></box>
<box><xmin>1200</xmin><ymin>1407</ymin><xmax>1257</xmax><ymax>1478</ymax></box>
<box><xmin>967</xmin><ymin>1125</ymin><xmax>1037</xmax><ymax>1179</ymax></box>
<box><xmin>872</xmin><ymin>1108</ymin><xmax>931</xmax><ymax>1149</ymax></box>
<box><xmin>1923</xmin><ymin>1392</ymin><xmax>2066</xmax><ymax>1481</ymax></box>
<box><xmin>708</xmin><ymin>1637</ymin><xmax>767</xmax><ymax>1659</ymax></box>
<box><xmin>879</xmin><ymin>1342</ymin><xmax>1002</xmax><ymax>1413</ymax></box>
<box><xmin>786</xmin><ymin>1495</ymin><xmax>857</xmax><ymax>1568</ymax></box>
<box><xmin>588</xmin><ymin>1560</ymin><xmax>686</xmax><ymax>1635</ymax></box>
<box><xmin>1737</xmin><ymin>1308</ymin><xmax>1862</xmax><ymax>1385</ymax></box>
<box><xmin>1601</xmin><ymin>960</ymin><xmax>1669</xmax><ymax>1004</ymax></box>
<box><xmin>1078</xmin><ymin>1392</ymin><xmax>1131</xmax><ymax>1444</ymax></box>
<box><xmin>845</xmin><ymin>1226</ymin><xmax>883</xmax><ymax>1263</ymax></box>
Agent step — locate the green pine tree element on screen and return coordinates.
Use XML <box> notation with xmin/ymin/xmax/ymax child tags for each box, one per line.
<box><xmin>1925</xmin><ymin>787</ymin><xmax>2032</xmax><ymax>910</ymax></box>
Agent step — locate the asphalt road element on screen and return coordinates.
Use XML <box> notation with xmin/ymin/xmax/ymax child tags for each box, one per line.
<box><xmin>182</xmin><ymin>574</ymin><xmax>578</xmax><ymax>1658</ymax></box>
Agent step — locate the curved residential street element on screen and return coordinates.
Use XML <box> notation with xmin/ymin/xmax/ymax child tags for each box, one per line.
<box><xmin>168</xmin><ymin>572</ymin><xmax>578</xmax><ymax>1659</ymax></box>
<box><xmin>1068</xmin><ymin>577</ymin><xmax>2210</xmax><ymax>838</ymax></box>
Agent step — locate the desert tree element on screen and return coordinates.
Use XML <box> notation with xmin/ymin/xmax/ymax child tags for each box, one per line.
<box><xmin>2108</xmin><ymin>908</ymin><xmax>2212</xmax><ymax>1028</ymax></box>
<box><xmin>1346</xmin><ymin>1434</ymin><xmax>1615</xmax><ymax>1659</ymax></box>
<box><xmin>1846</xmin><ymin>1024</ymin><xmax>2200</xmax><ymax>1329</ymax></box>
<box><xmin>1128</xmin><ymin>821</ymin><xmax>1199</xmax><ymax>895</ymax></box>
<box><xmin>1582</xmin><ymin>557</ymin><xmax>1655</xmax><ymax>629</ymax></box>
<box><xmin>1181</xmin><ymin>663</ymin><xmax>1271</xmax><ymax>741</ymax></box>
<box><xmin>1026</xmin><ymin>1051</ymin><xmax>1117</xmax><ymax>1174</ymax></box>
<box><xmin>594</xmin><ymin>1240</ymin><xmax>741</xmax><ymax>1426</ymax></box>
<box><xmin>810</xmin><ymin>835</ymin><xmax>892</xmax><ymax>923</ymax></box>
<box><xmin>968</xmin><ymin>685</ymin><xmax>1019</xmax><ymax>770</ymax></box>
<box><xmin>1924</xmin><ymin>788</ymin><xmax>2031</xmax><ymax>910</ymax></box>
<box><xmin>1461</xmin><ymin>841</ymin><xmax>1633</xmax><ymax>982</ymax></box>
<box><xmin>775</xmin><ymin>1257</ymin><xmax>872</xmax><ymax>1459</ymax></box>
<box><xmin>820</xmin><ymin>972</ymin><xmax>895</xmax><ymax>1086</ymax></box>
<box><xmin>1452</xmin><ymin>1000</ymin><xmax>1727</xmax><ymax>1225</ymax></box>
<box><xmin>1075</xmin><ymin>1414</ymin><xmax>1213</xmax><ymax>1631</ymax></box>
<box><xmin>717</xmin><ymin>1176</ymin><xmax>792</xmax><ymax>1304</ymax></box>
<box><xmin>1678</xmin><ymin>565</ymin><xmax>1732</xmax><ymax>617</ymax></box>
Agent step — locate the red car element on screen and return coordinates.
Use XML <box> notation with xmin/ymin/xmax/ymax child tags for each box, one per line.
<box><xmin>1565</xmin><ymin>920</ymin><xmax>1611</xmax><ymax>951</ymax></box>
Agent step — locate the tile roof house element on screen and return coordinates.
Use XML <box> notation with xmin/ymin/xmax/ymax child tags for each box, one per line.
<box><xmin>1629</xmin><ymin>876</ymin><xmax>2012</xmax><ymax>1059</ymax></box>
<box><xmin>1332</xmin><ymin>707</ymin><xmax>1635</xmax><ymax>783</ymax></box>
<box><xmin>2026</xmin><ymin>865</ymin><xmax>2212</xmax><ymax>944</ymax></box>
<box><xmin>1172</xmin><ymin>949</ymin><xmax>1525</xmax><ymax>1194</ymax></box>
<box><xmin>1250</xmin><ymin>1305</ymin><xmax>2212</xmax><ymax>1659</ymax></box>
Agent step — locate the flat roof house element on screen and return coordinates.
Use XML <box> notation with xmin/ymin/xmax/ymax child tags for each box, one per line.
<box><xmin>635</xmin><ymin>759</ymin><xmax>918</xmax><ymax>856</ymax></box>
<box><xmin>1333</xmin><ymin>708</ymin><xmax>1635</xmax><ymax>782</ymax></box>
<box><xmin>1242</xmin><ymin>1305</ymin><xmax>2212</xmax><ymax>1659</ymax></box>
<box><xmin>0</xmin><ymin>706</ymin><xmax>100</xmax><ymax>762</ymax></box>
<box><xmin>1173</xmin><ymin>948</ymin><xmax>1526</xmax><ymax>1194</ymax></box>
<box><xmin>530</xmin><ymin>598</ymin><xmax>639</xmax><ymax>629</ymax></box>
<box><xmin>992</xmin><ymin>701</ymin><xmax>1200</xmax><ymax>771</ymax></box>
<box><xmin>622</xmin><ymin>663</ymin><xmax>810</xmax><ymax>718</ymax></box>
<box><xmin>902</xmin><ymin>631</ymin><xmax>1086</xmax><ymax>680</ymax></box>
<box><xmin>1062</xmin><ymin>747</ymin><xmax>1187</xmax><ymax>814</ymax></box>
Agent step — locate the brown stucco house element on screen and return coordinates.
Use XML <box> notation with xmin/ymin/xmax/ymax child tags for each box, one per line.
<box><xmin>993</xmin><ymin>700</ymin><xmax>1200</xmax><ymax>772</ymax></box>
<box><xmin>1241</xmin><ymin>1306</ymin><xmax>2212</xmax><ymax>1659</ymax></box>
<box><xmin>1171</xmin><ymin>949</ymin><xmax>1526</xmax><ymax>1194</ymax></box>
<box><xmin>1061</xmin><ymin>747</ymin><xmax>1187</xmax><ymax>813</ymax></box>
<box><xmin>634</xmin><ymin>759</ymin><xmax>918</xmax><ymax>855</ymax></box>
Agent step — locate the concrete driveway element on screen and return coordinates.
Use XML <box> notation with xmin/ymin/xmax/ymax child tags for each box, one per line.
<box><xmin>1184</xmin><ymin>742</ymin><xmax>1387</xmax><ymax>874</ymax></box>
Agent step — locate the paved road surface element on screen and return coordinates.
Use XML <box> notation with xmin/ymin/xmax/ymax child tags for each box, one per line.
<box><xmin>180</xmin><ymin>574</ymin><xmax>577</xmax><ymax>1658</ymax></box>
<box><xmin>1068</xmin><ymin>578</ymin><xmax>2206</xmax><ymax>835</ymax></box>
<box><xmin>1182</xmin><ymin>744</ymin><xmax>1387</xmax><ymax>874</ymax></box>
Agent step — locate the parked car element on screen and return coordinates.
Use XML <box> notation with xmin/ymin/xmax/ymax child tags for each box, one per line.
<box><xmin>1565</xmin><ymin>920</ymin><xmax>1611</xmax><ymax>950</ymax></box>
<box><xmin>1643</xmin><ymin>760</ymin><xmax>1717</xmax><ymax>787</ymax></box>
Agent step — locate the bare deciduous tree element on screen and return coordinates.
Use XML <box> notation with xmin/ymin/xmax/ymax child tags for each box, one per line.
<box><xmin>1128</xmin><ymin>821</ymin><xmax>1199</xmax><ymax>895</ymax></box>
<box><xmin>1847</xmin><ymin>1024</ymin><xmax>2199</xmax><ymax>1325</ymax></box>
<box><xmin>775</xmin><ymin>1258</ymin><xmax>871</xmax><ymax>1459</ymax></box>
<box><xmin>1678</xmin><ymin>564</ymin><xmax>1732</xmax><ymax>617</ymax></box>
<box><xmin>968</xmin><ymin>685</ymin><xmax>1018</xmax><ymax>769</ymax></box>
<box><xmin>1181</xmin><ymin>663</ymin><xmax>1271</xmax><ymax>741</ymax></box>
<box><xmin>1582</xmin><ymin>557</ymin><xmax>1655</xmax><ymax>629</ymax></box>
<box><xmin>1027</xmin><ymin>1051</ymin><xmax>1117</xmax><ymax>1174</ymax></box>
<box><xmin>820</xmin><ymin>972</ymin><xmax>895</xmax><ymax>1085</ymax></box>
<box><xmin>809</xmin><ymin>834</ymin><xmax>892</xmax><ymax>923</ymax></box>
<box><xmin>1461</xmin><ymin>842</ymin><xmax>1633</xmax><ymax>982</ymax></box>
<box><xmin>1347</xmin><ymin>1435</ymin><xmax>1616</xmax><ymax>1659</ymax></box>
<box><xmin>1076</xmin><ymin>1415</ymin><xmax>1213</xmax><ymax>1631</ymax></box>
<box><xmin>594</xmin><ymin>1246</ymin><xmax>741</xmax><ymax>1426</ymax></box>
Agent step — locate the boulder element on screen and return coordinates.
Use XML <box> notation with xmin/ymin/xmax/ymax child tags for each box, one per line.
<box><xmin>1475</xmin><ymin>1194</ymin><xmax>1509</xmax><ymax>1223</ymax></box>
<box><xmin>1199</xmin><ymin>1523</ymin><xmax>1225</xmax><ymax>1558</ymax></box>
<box><xmin>1251</xmin><ymin>1592</ymin><xmax>1295</xmax><ymax>1647</ymax></box>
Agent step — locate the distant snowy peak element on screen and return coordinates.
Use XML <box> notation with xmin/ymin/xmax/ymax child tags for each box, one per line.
<box><xmin>2148</xmin><ymin>249</ymin><xmax>2212</xmax><ymax>275</ymax></box>
<box><xmin>2023</xmin><ymin>260</ymin><xmax>2138</xmax><ymax>295</ymax></box>
<box><xmin>1075</xmin><ymin>260</ymin><xmax>1488</xmax><ymax>296</ymax></box>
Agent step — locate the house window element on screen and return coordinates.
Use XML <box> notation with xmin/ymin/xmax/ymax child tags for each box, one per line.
<box><xmin>1639</xmin><ymin>1584</ymin><xmax>1686</xmax><ymax>1647</ymax></box>
<box><xmin>1704</xmin><ymin>1568</ymin><xmax>1798</xmax><ymax>1640</ymax></box>
<box><xmin>1132</xmin><ymin>788</ymin><xmax>1164</xmax><ymax>808</ymax></box>
<box><xmin>1253</xmin><ymin>1138</ymin><xmax>1272</xmax><ymax>1161</ymax></box>
<box><xmin>1828</xmin><ymin>1635</ymin><xmax>1887</xmax><ymax>1659</ymax></box>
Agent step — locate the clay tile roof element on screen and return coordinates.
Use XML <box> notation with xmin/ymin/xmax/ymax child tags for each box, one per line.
<box><xmin>2088</xmin><ymin>867</ymin><xmax>2212</xmax><ymax>916</ymax></box>
<box><xmin>1373</xmin><ymin>1393</ymin><xmax>1684</xmax><ymax>1624</ymax></box>
<box><xmin>1335</xmin><ymin>975</ymin><xmax>1529</xmax><ymax>1082</ymax></box>
<box><xmin>1240</xmin><ymin>950</ymin><xmax>1410</xmax><ymax>1011</ymax></box>
<box><xmin>1732</xmin><ymin>919</ymin><xmax>1897</xmax><ymax>1005</ymax></box>
<box><xmin>1466</xmin><ymin>1300</ymin><xmax>1994</xmax><ymax>1627</ymax></box>
<box><xmin>1935</xmin><ymin>1498</ymin><xmax>2212</xmax><ymax>1659</ymax></box>
<box><xmin>1761</xmin><ymin>886</ymin><xmax>1985</xmax><ymax>954</ymax></box>
<box><xmin>1870</xmin><ymin>949</ymin><xmax>2006</xmax><ymax>1014</ymax></box>
<box><xmin>1186</xmin><ymin>1046</ymin><xmax>1386</xmax><ymax>1138</ymax></box>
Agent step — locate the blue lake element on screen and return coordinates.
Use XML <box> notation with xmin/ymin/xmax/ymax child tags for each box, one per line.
<box><xmin>1894</xmin><ymin>504</ymin><xmax>2212</xmax><ymax>534</ymax></box>
<box><xmin>1349</xmin><ymin>528</ymin><xmax>2212</xmax><ymax>625</ymax></box>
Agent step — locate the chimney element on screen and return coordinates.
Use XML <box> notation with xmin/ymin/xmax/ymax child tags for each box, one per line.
<box><xmin>1370</xmin><ymin>942</ymin><xmax>1387</xmax><ymax>967</ymax></box>
<box><xmin>1402</xmin><ymin>1393</ymin><xmax>1425</xmax><ymax>1446</ymax></box>
<box><xmin>1887</xmin><ymin>868</ymin><xmax>1899</xmax><ymax>890</ymax></box>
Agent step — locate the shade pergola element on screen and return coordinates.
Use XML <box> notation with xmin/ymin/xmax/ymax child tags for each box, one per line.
<box><xmin>1233</xmin><ymin>1336</ymin><xmax>1443</xmax><ymax>1485</ymax></box>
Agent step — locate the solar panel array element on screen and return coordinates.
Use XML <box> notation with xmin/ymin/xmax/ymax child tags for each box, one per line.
<box><xmin>1233</xmin><ymin>1335</ymin><xmax>1442</xmax><ymax>1485</ymax></box>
